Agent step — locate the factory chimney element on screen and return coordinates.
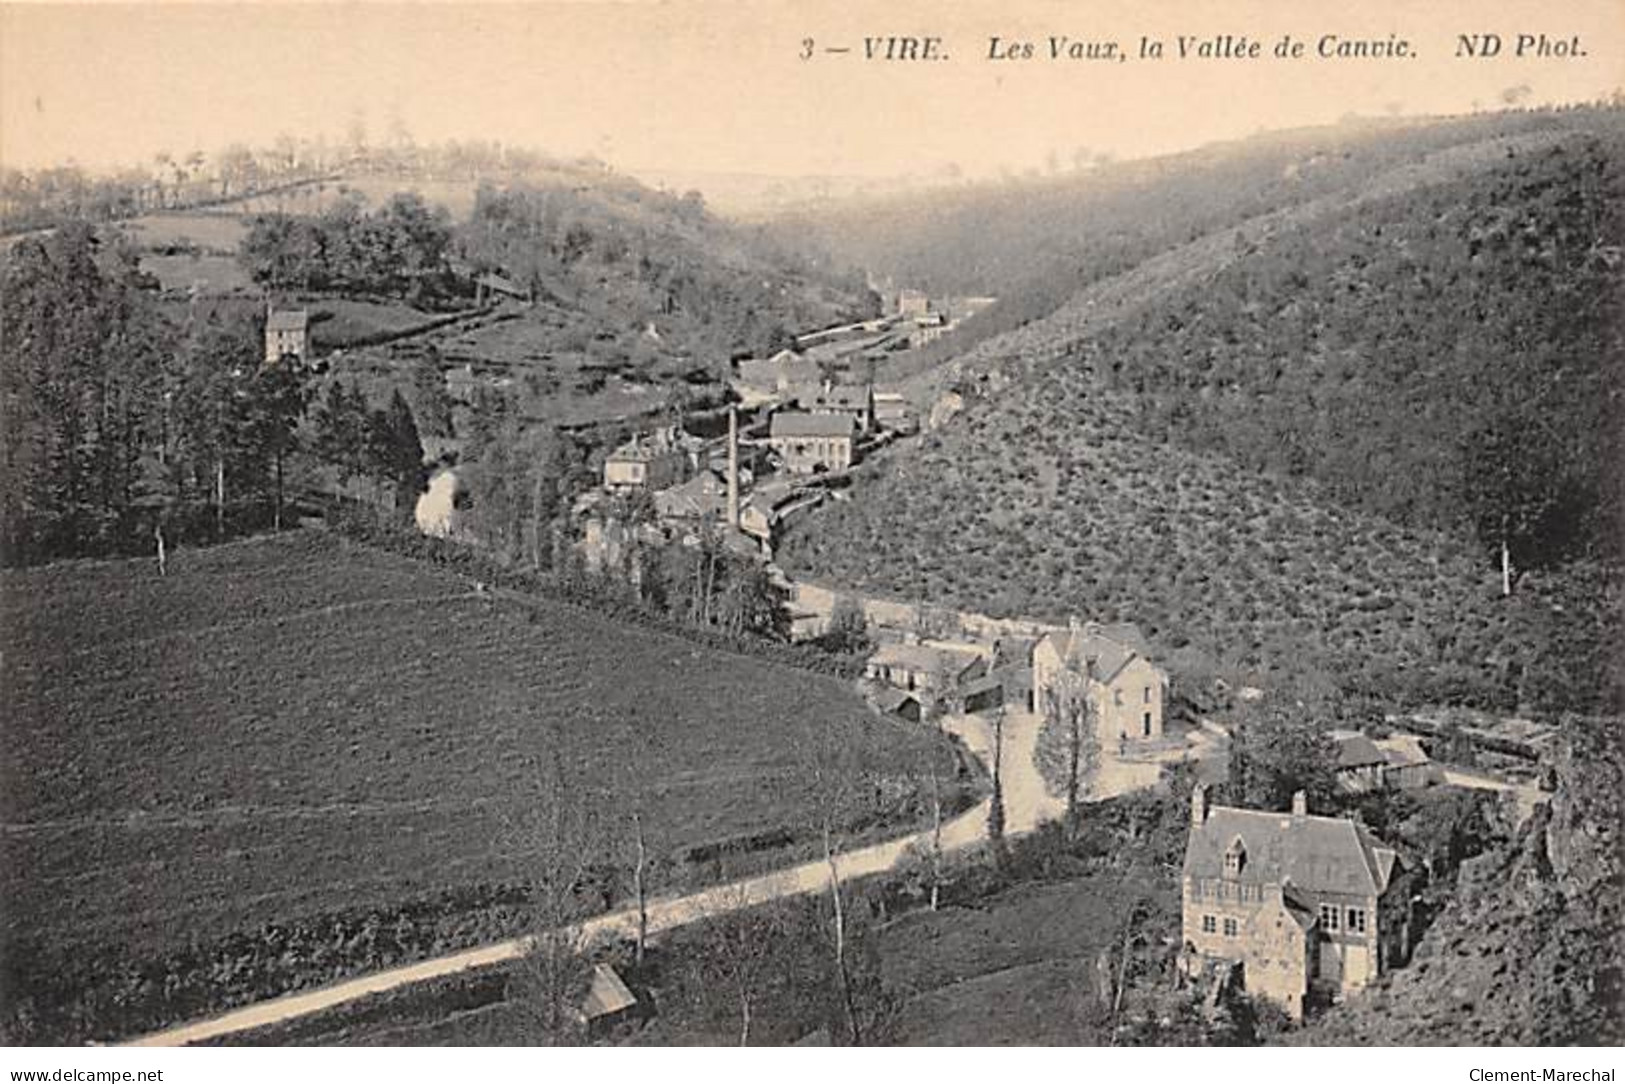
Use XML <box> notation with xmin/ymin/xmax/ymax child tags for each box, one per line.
<box><xmin>726</xmin><ymin>404</ymin><xmax>740</xmax><ymax>529</ymax></box>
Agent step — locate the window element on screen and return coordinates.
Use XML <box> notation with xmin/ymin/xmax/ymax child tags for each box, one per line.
<box><xmin>1223</xmin><ymin>838</ymin><xmax>1246</xmax><ymax>876</ymax></box>
<box><xmin>1144</xmin><ymin>712</ymin><xmax>1153</xmax><ymax>736</ymax></box>
<box><xmin>1201</xmin><ymin>915</ymin><xmax>1216</xmax><ymax>934</ymax></box>
<box><xmin>1113</xmin><ymin>689</ymin><xmax>1123</xmax><ymax>707</ymax></box>
<box><xmin>1347</xmin><ymin>908</ymin><xmax>1367</xmax><ymax>934</ymax></box>
<box><xmin>1223</xmin><ymin>917</ymin><xmax>1239</xmax><ymax>937</ymax></box>
<box><xmin>1319</xmin><ymin>904</ymin><xmax>1341</xmax><ymax>932</ymax></box>
<box><xmin>1144</xmin><ymin>686</ymin><xmax>1152</xmax><ymax>704</ymax></box>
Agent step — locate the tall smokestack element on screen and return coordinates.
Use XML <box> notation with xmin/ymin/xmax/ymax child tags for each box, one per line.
<box><xmin>726</xmin><ymin>404</ymin><xmax>740</xmax><ymax>529</ymax></box>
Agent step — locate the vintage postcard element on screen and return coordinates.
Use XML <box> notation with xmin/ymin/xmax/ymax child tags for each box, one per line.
<box><xmin>1</xmin><ymin>0</ymin><xmax>1620</xmax><ymax>1066</ymax></box>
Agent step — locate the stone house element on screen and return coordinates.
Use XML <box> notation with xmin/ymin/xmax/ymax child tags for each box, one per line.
<box><xmin>1182</xmin><ymin>785</ymin><xmax>1413</xmax><ymax>1020</ymax></box>
<box><xmin>603</xmin><ymin>427</ymin><xmax>693</xmax><ymax>491</ymax></box>
<box><xmin>767</xmin><ymin>412</ymin><xmax>856</xmax><ymax>474</ymax></box>
<box><xmin>1031</xmin><ymin>619</ymin><xmax>1168</xmax><ymax>745</ymax></box>
<box><xmin>795</xmin><ymin>382</ymin><xmax>875</xmax><ymax>434</ymax></box>
<box><xmin>264</xmin><ymin>308</ymin><xmax>308</xmax><ymax>366</ymax></box>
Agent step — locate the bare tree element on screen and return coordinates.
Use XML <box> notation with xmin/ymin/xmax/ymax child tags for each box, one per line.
<box><xmin>796</xmin><ymin>722</ymin><xmax>873</xmax><ymax>1045</ymax></box>
<box><xmin>505</xmin><ymin>720</ymin><xmax>605</xmax><ymax>1046</ymax></box>
<box><xmin>696</xmin><ymin>885</ymin><xmax>784</xmax><ymax>1045</ymax></box>
<box><xmin>1044</xmin><ymin>654</ymin><xmax>1101</xmax><ymax>839</ymax></box>
<box><xmin>612</xmin><ymin>709</ymin><xmax>667</xmax><ymax>967</ymax></box>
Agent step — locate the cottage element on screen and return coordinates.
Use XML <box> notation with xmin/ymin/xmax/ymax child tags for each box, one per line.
<box><xmin>767</xmin><ymin>412</ymin><xmax>856</xmax><ymax>475</ymax></box>
<box><xmin>1332</xmin><ymin>730</ymin><xmax>1389</xmax><ymax>794</ymax></box>
<box><xmin>1031</xmin><ymin>619</ymin><xmax>1168</xmax><ymax>745</ymax></box>
<box><xmin>865</xmin><ymin>641</ymin><xmax>986</xmax><ymax>698</ymax></box>
<box><xmin>264</xmin><ymin>308</ymin><xmax>309</xmax><ymax>366</ymax></box>
<box><xmin>1372</xmin><ymin>734</ymin><xmax>1441</xmax><ymax>790</ymax></box>
<box><xmin>1182</xmin><ymin>786</ymin><xmax>1413</xmax><ymax>1020</ymax></box>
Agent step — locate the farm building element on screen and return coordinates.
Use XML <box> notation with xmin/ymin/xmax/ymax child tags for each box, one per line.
<box><xmin>1372</xmin><ymin>734</ymin><xmax>1442</xmax><ymax>790</ymax></box>
<box><xmin>1332</xmin><ymin>730</ymin><xmax>1388</xmax><ymax>793</ymax></box>
<box><xmin>264</xmin><ymin>308</ymin><xmax>309</xmax><ymax>366</ymax></box>
<box><xmin>767</xmin><ymin>412</ymin><xmax>856</xmax><ymax>474</ymax></box>
<box><xmin>866</xmin><ymin>641</ymin><xmax>987</xmax><ymax>697</ymax></box>
<box><xmin>1031</xmin><ymin>619</ymin><xmax>1168</xmax><ymax>746</ymax></box>
<box><xmin>577</xmin><ymin>964</ymin><xmax>643</xmax><ymax>1038</ymax></box>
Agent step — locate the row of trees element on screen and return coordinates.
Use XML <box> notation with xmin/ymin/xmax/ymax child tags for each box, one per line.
<box><xmin>238</xmin><ymin>192</ymin><xmax>454</xmax><ymax>301</ymax></box>
<box><xmin>0</xmin><ymin>224</ymin><xmax>428</xmax><ymax>564</ymax></box>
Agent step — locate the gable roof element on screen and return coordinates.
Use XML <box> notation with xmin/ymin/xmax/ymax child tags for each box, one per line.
<box><xmin>654</xmin><ymin>470</ymin><xmax>727</xmax><ymax>520</ymax></box>
<box><xmin>869</xmin><ymin>641</ymin><xmax>981</xmax><ymax>678</ymax></box>
<box><xmin>1374</xmin><ymin>734</ymin><xmax>1431</xmax><ymax>769</ymax></box>
<box><xmin>580</xmin><ymin>964</ymin><xmax>637</xmax><ymax>1020</ymax></box>
<box><xmin>770</xmin><ymin>412</ymin><xmax>856</xmax><ymax>439</ymax></box>
<box><xmin>1037</xmin><ymin>622</ymin><xmax>1154</xmax><ymax>683</ymax></box>
<box><xmin>1331</xmin><ymin>730</ymin><xmax>1387</xmax><ymax>769</ymax></box>
<box><xmin>795</xmin><ymin>384</ymin><xmax>872</xmax><ymax>412</ymax></box>
<box><xmin>1184</xmin><ymin>803</ymin><xmax>1398</xmax><ymax>898</ymax></box>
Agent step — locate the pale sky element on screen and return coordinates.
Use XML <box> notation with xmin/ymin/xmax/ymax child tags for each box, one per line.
<box><xmin>3</xmin><ymin>0</ymin><xmax>1623</xmax><ymax>180</ymax></box>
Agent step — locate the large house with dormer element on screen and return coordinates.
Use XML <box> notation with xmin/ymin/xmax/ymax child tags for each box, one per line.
<box><xmin>1031</xmin><ymin>619</ymin><xmax>1168</xmax><ymax>746</ymax></box>
<box><xmin>1181</xmin><ymin>785</ymin><xmax>1414</xmax><ymax>1019</ymax></box>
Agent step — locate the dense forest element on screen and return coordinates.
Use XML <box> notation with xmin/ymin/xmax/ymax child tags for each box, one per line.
<box><xmin>1078</xmin><ymin>132</ymin><xmax>1623</xmax><ymax>570</ymax></box>
<box><xmin>0</xmin><ymin>227</ymin><xmax>424</xmax><ymax>564</ymax></box>
<box><xmin>454</xmin><ymin>181</ymin><xmax>878</xmax><ymax>360</ymax></box>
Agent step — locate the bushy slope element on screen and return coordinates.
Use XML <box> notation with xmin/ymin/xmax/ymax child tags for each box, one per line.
<box><xmin>773</xmin><ymin>109</ymin><xmax>1618</xmax><ymax>360</ymax></box>
<box><xmin>778</xmin><ymin>114</ymin><xmax>1622</xmax><ymax>716</ymax></box>
<box><xmin>1066</xmin><ymin>131</ymin><xmax>1624</xmax><ymax>552</ymax></box>
<box><xmin>777</xmin><ymin>361</ymin><xmax>1617</xmax><ymax>713</ymax></box>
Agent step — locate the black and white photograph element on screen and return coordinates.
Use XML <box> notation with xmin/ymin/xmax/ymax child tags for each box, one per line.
<box><xmin>0</xmin><ymin>0</ymin><xmax>1621</xmax><ymax>1069</ymax></box>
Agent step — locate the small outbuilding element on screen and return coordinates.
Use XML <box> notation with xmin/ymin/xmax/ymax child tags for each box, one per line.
<box><xmin>578</xmin><ymin>963</ymin><xmax>642</xmax><ymax>1039</ymax></box>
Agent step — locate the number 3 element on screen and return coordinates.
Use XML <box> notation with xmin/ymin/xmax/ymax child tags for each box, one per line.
<box><xmin>800</xmin><ymin>37</ymin><xmax>814</xmax><ymax>60</ymax></box>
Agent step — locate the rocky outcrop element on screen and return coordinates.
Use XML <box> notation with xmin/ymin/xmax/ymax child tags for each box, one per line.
<box><xmin>1293</xmin><ymin>716</ymin><xmax>1622</xmax><ymax>1045</ymax></box>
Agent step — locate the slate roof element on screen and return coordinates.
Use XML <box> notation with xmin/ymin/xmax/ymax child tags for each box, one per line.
<box><xmin>1374</xmin><ymin>734</ymin><xmax>1431</xmax><ymax>769</ymax></box>
<box><xmin>266</xmin><ymin>309</ymin><xmax>308</xmax><ymax>332</ymax></box>
<box><xmin>795</xmin><ymin>384</ymin><xmax>872</xmax><ymax>411</ymax></box>
<box><xmin>654</xmin><ymin>470</ymin><xmax>727</xmax><ymax>520</ymax></box>
<box><xmin>873</xmin><ymin>688</ymin><xmax>921</xmax><ymax>715</ymax></box>
<box><xmin>769</xmin><ymin>412</ymin><xmax>856</xmax><ymax>439</ymax></box>
<box><xmin>1184</xmin><ymin>803</ymin><xmax>1398</xmax><ymax>898</ymax></box>
<box><xmin>1332</xmin><ymin>730</ymin><xmax>1387</xmax><ymax>769</ymax></box>
<box><xmin>1038</xmin><ymin>622</ymin><xmax>1153</xmax><ymax>683</ymax></box>
<box><xmin>869</xmin><ymin>642</ymin><xmax>980</xmax><ymax>678</ymax></box>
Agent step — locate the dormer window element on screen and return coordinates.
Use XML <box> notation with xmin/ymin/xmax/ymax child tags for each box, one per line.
<box><xmin>1223</xmin><ymin>837</ymin><xmax>1247</xmax><ymax>877</ymax></box>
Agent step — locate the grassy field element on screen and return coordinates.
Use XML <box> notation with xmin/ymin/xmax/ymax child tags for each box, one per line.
<box><xmin>120</xmin><ymin>212</ymin><xmax>249</xmax><ymax>253</ymax></box>
<box><xmin>1</xmin><ymin>531</ymin><xmax>951</xmax><ymax>1042</ymax></box>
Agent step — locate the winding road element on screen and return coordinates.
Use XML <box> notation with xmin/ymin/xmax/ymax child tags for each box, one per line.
<box><xmin>126</xmin><ymin>710</ymin><xmax>1173</xmax><ymax>1047</ymax></box>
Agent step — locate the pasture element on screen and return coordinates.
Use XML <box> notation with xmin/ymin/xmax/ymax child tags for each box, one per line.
<box><xmin>1</xmin><ymin>531</ymin><xmax>949</xmax><ymax>1042</ymax></box>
